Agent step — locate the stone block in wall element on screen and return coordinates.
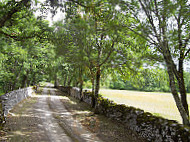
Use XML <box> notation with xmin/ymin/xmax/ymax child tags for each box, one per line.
<box><xmin>70</xmin><ymin>87</ymin><xmax>80</xmax><ymax>99</ymax></box>
<box><xmin>94</xmin><ymin>94</ymin><xmax>190</xmax><ymax>141</ymax></box>
<box><xmin>83</xmin><ymin>92</ymin><xmax>93</xmax><ymax>105</ymax></box>
<box><xmin>57</xmin><ymin>87</ymin><xmax>190</xmax><ymax>141</ymax></box>
<box><xmin>0</xmin><ymin>87</ymin><xmax>34</xmax><ymax>116</ymax></box>
<box><xmin>57</xmin><ymin>86</ymin><xmax>72</xmax><ymax>95</ymax></box>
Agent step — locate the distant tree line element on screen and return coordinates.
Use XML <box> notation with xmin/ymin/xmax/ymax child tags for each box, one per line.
<box><xmin>106</xmin><ymin>68</ymin><xmax>190</xmax><ymax>93</ymax></box>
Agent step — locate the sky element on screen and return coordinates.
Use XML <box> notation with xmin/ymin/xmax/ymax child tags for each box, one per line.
<box><xmin>34</xmin><ymin>0</ymin><xmax>65</xmax><ymax>26</ymax></box>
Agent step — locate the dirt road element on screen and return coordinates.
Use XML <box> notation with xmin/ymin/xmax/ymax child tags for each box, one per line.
<box><xmin>1</xmin><ymin>85</ymin><xmax>102</xmax><ymax>142</ymax></box>
<box><xmin>1</xmin><ymin>84</ymin><xmax>145</xmax><ymax>142</ymax></box>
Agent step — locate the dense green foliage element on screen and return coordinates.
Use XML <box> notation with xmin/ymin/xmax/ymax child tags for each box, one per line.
<box><xmin>0</xmin><ymin>0</ymin><xmax>55</xmax><ymax>93</ymax></box>
<box><xmin>107</xmin><ymin>68</ymin><xmax>190</xmax><ymax>93</ymax></box>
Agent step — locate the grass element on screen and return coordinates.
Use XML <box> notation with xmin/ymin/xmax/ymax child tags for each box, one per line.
<box><xmin>99</xmin><ymin>89</ymin><xmax>190</xmax><ymax>124</ymax></box>
<box><xmin>2</xmin><ymin>97</ymin><xmax>39</xmax><ymax>141</ymax></box>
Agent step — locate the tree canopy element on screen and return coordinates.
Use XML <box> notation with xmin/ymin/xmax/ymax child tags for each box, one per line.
<box><xmin>0</xmin><ymin>0</ymin><xmax>190</xmax><ymax>125</ymax></box>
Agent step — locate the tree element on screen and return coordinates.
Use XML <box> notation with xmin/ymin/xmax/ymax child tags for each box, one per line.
<box><xmin>184</xmin><ymin>71</ymin><xmax>190</xmax><ymax>93</ymax></box>
<box><xmin>53</xmin><ymin>1</ymin><xmax>128</xmax><ymax>105</ymax></box>
<box><xmin>0</xmin><ymin>0</ymin><xmax>55</xmax><ymax>93</ymax></box>
<box><xmin>51</xmin><ymin>1</ymin><xmax>147</xmax><ymax>108</ymax></box>
<box><xmin>119</xmin><ymin>0</ymin><xmax>190</xmax><ymax>125</ymax></box>
<box><xmin>0</xmin><ymin>0</ymin><xmax>31</xmax><ymax>29</ymax></box>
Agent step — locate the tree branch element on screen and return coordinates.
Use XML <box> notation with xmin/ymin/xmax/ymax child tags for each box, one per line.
<box><xmin>68</xmin><ymin>0</ymin><xmax>87</xmax><ymax>8</ymax></box>
<box><xmin>138</xmin><ymin>0</ymin><xmax>161</xmax><ymax>44</ymax></box>
<box><xmin>0</xmin><ymin>29</ymin><xmax>49</xmax><ymax>41</ymax></box>
<box><xmin>121</xmin><ymin>24</ymin><xmax>159</xmax><ymax>49</ymax></box>
<box><xmin>0</xmin><ymin>0</ymin><xmax>30</xmax><ymax>28</ymax></box>
<box><xmin>184</xmin><ymin>48</ymin><xmax>190</xmax><ymax>59</ymax></box>
<box><xmin>183</xmin><ymin>33</ymin><xmax>190</xmax><ymax>49</ymax></box>
<box><xmin>0</xmin><ymin>30</ymin><xmax>19</xmax><ymax>40</ymax></box>
<box><xmin>100</xmin><ymin>40</ymin><xmax>115</xmax><ymax>67</ymax></box>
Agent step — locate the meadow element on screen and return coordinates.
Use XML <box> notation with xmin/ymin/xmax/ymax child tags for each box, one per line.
<box><xmin>99</xmin><ymin>89</ymin><xmax>190</xmax><ymax>124</ymax></box>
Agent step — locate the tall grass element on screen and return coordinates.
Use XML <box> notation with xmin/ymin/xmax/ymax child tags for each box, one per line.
<box><xmin>99</xmin><ymin>89</ymin><xmax>190</xmax><ymax>124</ymax></box>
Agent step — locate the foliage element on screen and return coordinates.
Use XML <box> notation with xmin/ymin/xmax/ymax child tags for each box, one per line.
<box><xmin>0</xmin><ymin>0</ymin><xmax>190</xmax><ymax>125</ymax></box>
<box><xmin>51</xmin><ymin>0</ymin><xmax>147</xmax><ymax>99</ymax></box>
<box><xmin>0</xmin><ymin>0</ymin><xmax>55</xmax><ymax>93</ymax></box>
<box><xmin>107</xmin><ymin>68</ymin><xmax>172</xmax><ymax>92</ymax></box>
<box><xmin>121</xmin><ymin>0</ymin><xmax>190</xmax><ymax>125</ymax></box>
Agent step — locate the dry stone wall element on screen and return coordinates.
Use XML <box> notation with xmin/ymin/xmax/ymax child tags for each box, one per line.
<box><xmin>0</xmin><ymin>87</ymin><xmax>34</xmax><ymax>124</ymax></box>
<box><xmin>58</xmin><ymin>86</ymin><xmax>190</xmax><ymax>142</ymax></box>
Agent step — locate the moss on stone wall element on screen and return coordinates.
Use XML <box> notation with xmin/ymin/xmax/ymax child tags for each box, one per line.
<box><xmin>58</xmin><ymin>86</ymin><xmax>190</xmax><ymax>141</ymax></box>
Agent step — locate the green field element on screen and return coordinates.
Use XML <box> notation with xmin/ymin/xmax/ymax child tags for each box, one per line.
<box><xmin>99</xmin><ymin>89</ymin><xmax>190</xmax><ymax>124</ymax></box>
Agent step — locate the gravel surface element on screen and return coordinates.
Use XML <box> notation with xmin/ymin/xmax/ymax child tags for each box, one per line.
<box><xmin>1</xmin><ymin>85</ymin><xmax>146</xmax><ymax>142</ymax></box>
<box><xmin>56</xmin><ymin>90</ymin><xmax>146</xmax><ymax>142</ymax></box>
<box><xmin>1</xmin><ymin>85</ymin><xmax>102</xmax><ymax>142</ymax></box>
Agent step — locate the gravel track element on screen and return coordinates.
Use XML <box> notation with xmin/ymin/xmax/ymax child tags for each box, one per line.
<box><xmin>2</xmin><ymin>84</ymin><xmax>102</xmax><ymax>142</ymax></box>
<box><xmin>1</xmin><ymin>84</ymin><xmax>145</xmax><ymax>142</ymax></box>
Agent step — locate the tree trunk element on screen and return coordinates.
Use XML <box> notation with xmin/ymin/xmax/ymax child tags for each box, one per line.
<box><xmin>27</xmin><ymin>79</ymin><xmax>31</xmax><ymax>87</ymax></box>
<box><xmin>63</xmin><ymin>74</ymin><xmax>67</xmax><ymax>86</ymax></box>
<box><xmin>91</xmin><ymin>77</ymin><xmax>95</xmax><ymax>95</ymax></box>
<box><xmin>67</xmin><ymin>76</ymin><xmax>73</xmax><ymax>86</ymax></box>
<box><xmin>12</xmin><ymin>63</ymin><xmax>23</xmax><ymax>90</ymax></box>
<box><xmin>179</xmin><ymin>79</ymin><xmax>189</xmax><ymax>116</ymax></box>
<box><xmin>32</xmin><ymin>73</ymin><xmax>36</xmax><ymax>86</ymax></box>
<box><xmin>79</xmin><ymin>67</ymin><xmax>83</xmax><ymax>101</ymax></box>
<box><xmin>92</xmin><ymin>67</ymin><xmax>101</xmax><ymax>111</ymax></box>
<box><xmin>178</xmin><ymin>58</ymin><xmax>189</xmax><ymax>117</ymax></box>
<box><xmin>91</xmin><ymin>76</ymin><xmax>96</xmax><ymax>108</ymax></box>
<box><xmin>21</xmin><ymin>75</ymin><xmax>27</xmax><ymax>88</ymax></box>
<box><xmin>79</xmin><ymin>80</ymin><xmax>83</xmax><ymax>101</ymax></box>
<box><xmin>163</xmin><ymin>48</ymin><xmax>189</xmax><ymax>125</ymax></box>
<box><xmin>67</xmin><ymin>76</ymin><xmax>70</xmax><ymax>86</ymax></box>
<box><xmin>8</xmin><ymin>82</ymin><xmax>12</xmax><ymax>91</ymax></box>
<box><xmin>54</xmin><ymin>73</ymin><xmax>59</xmax><ymax>88</ymax></box>
<box><xmin>166</xmin><ymin>64</ymin><xmax>189</xmax><ymax>125</ymax></box>
<box><xmin>95</xmin><ymin>67</ymin><xmax>101</xmax><ymax>97</ymax></box>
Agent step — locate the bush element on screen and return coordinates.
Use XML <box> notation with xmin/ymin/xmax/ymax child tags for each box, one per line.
<box><xmin>83</xmin><ymin>81</ymin><xmax>92</xmax><ymax>89</ymax></box>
